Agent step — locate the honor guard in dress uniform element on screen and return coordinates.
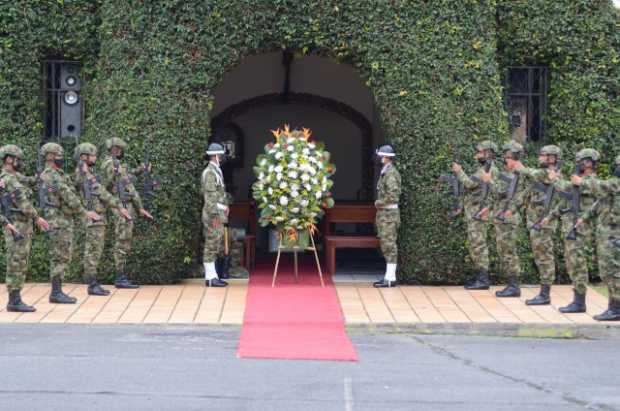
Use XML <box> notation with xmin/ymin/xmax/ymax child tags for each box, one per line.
<box><xmin>0</xmin><ymin>145</ymin><xmax>49</xmax><ymax>312</ymax></box>
<box><xmin>451</xmin><ymin>140</ymin><xmax>499</xmax><ymax>290</ymax></box>
<box><xmin>201</xmin><ymin>143</ymin><xmax>229</xmax><ymax>287</ymax></box>
<box><xmin>373</xmin><ymin>144</ymin><xmax>402</xmax><ymax>288</ymax></box>
<box><xmin>74</xmin><ymin>143</ymin><xmax>132</xmax><ymax>295</ymax></box>
<box><xmin>100</xmin><ymin>138</ymin><xmax>153</xmax><ymax>289</ymax></box>
<box><xmin>39</xmin><ymin>142</ymin><xmax>101</xmax><ymax>304</ymax></box>
<box><xmin>514</xmin><ymin>145</ymin><xmax>562</xmax><ymax>305</ymax></box>
<box><xmin>545</xmin><ymin>148</ymin><xmax>599</xmax><ymax>313</ymax></box>
<box><xmin>572</xmin><ymin>154</ymin><xmax>620</xmax><ymax>321</ymax></box>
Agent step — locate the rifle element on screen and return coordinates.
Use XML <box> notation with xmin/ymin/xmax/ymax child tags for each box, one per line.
<box><xmin>78</xmin><ymin>160</ymin><xmax>100</xmax><ymax>211</ymax></box>
<box><xmin>530</xmin><ymin>161</ymin><xmax>562</xmax><ymax>231</ymax></box>
<box><xmin>495</xmin><ymin>171</ymin><xmax>520</xmax><ymax>222</ymax></box>
<box><xmin>0</xmin><ymin>186</ymin><xmax>24</xmax><ymax>241</ymax></box>
<box><xmin>439</xmin><ymin>173</ymin><xmax>463</xmax><ymax>218</ymax></box>
<box><xmin>559</xmin><ymin>163</ymin><xmax>583</xmax><ymax>241</ymax></box>
<box><xmin>112</xmin><ymin>156</ymin><xmax>133</xmax><ymax>208</ymax></box>
<box><xmin>472</xmin><ymin>160</ymin><xmax>493</xmax><ymax>221</ymax></box>
<box><xmin>35</xmin><ymin>154</ymin><xmax>56</xmax><ymax>216</ymax></box>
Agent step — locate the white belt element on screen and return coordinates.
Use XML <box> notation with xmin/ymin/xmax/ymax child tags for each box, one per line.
<box><xmin>380</xmin><ymin>204</ymin><xmax>398</xmax><ymax>210</ymax></box>
<box><xmin>216</xmin><ymin>203</ymin><xmax>228</xmax><ymax>211</ymax></box>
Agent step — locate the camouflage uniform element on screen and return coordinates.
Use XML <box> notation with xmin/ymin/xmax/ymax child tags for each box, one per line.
<box><xmin>580</xmin><ymin>154</ymin><xmax>620</xmax><ymax>320</ymax></box>
<box><xmin>455</xmin><ymin>142</ymin><xmax>499</xmax><ymax>287</ymax></box>
<box><xmin>73</xmin><ymin>144</ymin><xmax>122</xmax><ymax>289</ymax></box>
<box><xmin>201</xmin><ymin>161</ymin><xmax>228</xmax><ymax>274</ymax></box>
<box><xmin>516</xmin><ymin>145</ymin><xmax>562</xmax><ymax>305</ymax></box>
<box><xmin>100</xmin><ymin>150</ymin><xmax>144</xmax><ymax>276</ymax></box>
<box><xmin>489</xmin><ymin>141</ymin><xmax>527</xmax><ymax>297</ymax></box>
<box><xmin>549</xmin><ymin>148</ymin><xmax>599</xmax><ymax>313</ymax></box>
<box><xmin>1</xmin><ymin>168</ymin><xmax>38</xmax><ymax>292</ymax></box>
<box><xmin>375</xmin><ymin>162</ymin><xmax>402</xmax><ymax>265</ymax></box>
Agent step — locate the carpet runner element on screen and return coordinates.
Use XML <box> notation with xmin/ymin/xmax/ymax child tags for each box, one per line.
<box><xmin>237</xmin><ymin>255</ymin><xmax>358</xmax><ymax>361</ymax></box>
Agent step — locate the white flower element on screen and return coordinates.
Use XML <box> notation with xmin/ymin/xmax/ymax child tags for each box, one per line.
<box><xmin>287</xmin><ymin>138</ymin><xmax>295</xmax><ymax>144</ymax></box>
<box><xmin>300</xmin><ymin>199</ymin><xmax>309</xmax><ymax>207</ymax></box>
<box><xmin>276</xmin><ymin>173</ymin><xmax>283</xmax><ymax>181</ymax></box>
<box><xmin>290</xmin><ymin>218</ymin><xmax>299</xmax><ymax>225</ymax></box>
<box><xmin>308</xmin><ymin>167</ymin><xmax>316</xmax><ymax>175</ymax></box>
<box><xmin>260</xmin><ymin>159</ymin><xmax>267</xmax><ymax>166</ymax></box>
<box><xmin>317</xmin><ymin>162</ymin><xmax>324</xmax><ymax>169</ymax></box>
<box><xmin>291</xmin><ymin>190</ymin><xmax>299</xmax><ymax>198</ymax></box>
<box><xmin>304</xmin><ymin>184</ymin><xmax>312</xmax><ymax>191</ymax></box>
<box><xmin>274</xmin><ymin>165</ymin><xmax>283</xmax><ymax>173</ymax></box>
<box><xmin>291</xmin><ymin>184</ymin><xmax>299</xmax><ymax>191</ymax></box>
<box><xmin>273</xmin><ymin>143</ymin><xmax>280</xmax><ymax>148</ymax></box>
<box><xmin>302</xmin><ymin>148</ymin><xmax>310</xmax><ymax>155</ymax></box>
<box><xmin>291</xmin><ymin>153</ymin><xmax>299</xmax><ymax>160</ymax></box>
<box><xmin>275</xmin><ymin>152</ymin><xmax>283</xmax><ymax>160</ymax></box>
<box><xmin>268</xmin><ymin>187</ymin><xmax>273</xmax><ymax>195</ymax></box>
<box><xmin>280</xmin><ymin>196</ymin><xmax>289</xmax><ymax>206</ymax></box>
<box><xmin>311</xmin><ymin>177</ymin><xmax>318</xmax><ymax>184</ymax></box>
<box><xmin>279</xmin><ymin>181</ymin><xmax>288</xmax><ymax>189</ymax></box>
<box><xmin>315</xmin><ymin>191</ymin><xmax>322</xmax><ymax>199</ymax></box>
<box><xmin>287</xmin><ymin>145</ymin><xmax>294</xmax><ymax>152</ymax></box>
<box><xmin>265</xmin><ymin>174</ymin><xmax>272</xmax><ymax>182</ymax></box>
<box><xmin>301</xmin><ymin>174</ymin><xmax>310</xmax><ymax>181</ymax></box>
<box><xmin>309</xmin><ymin>143</ymin><xmax>316</xmax><ymax>149</ymax></box>
<box><xmin>259</xmin><ymin>172</ymin><xmax>265</xmax><ymax>180</ymax></box>
<box><xmin>288</xmin><ymin>161</ymin><xmax>298</xmax><ymax>169</ymax></box>
<box><xmin>269</xmin><ymin>204</ymin><xmax>276</xmax><ymax>210</ymax></box>
<box><xmin>268</xmin><ymin>165</ymin><xmax>274</xmax><ymax>172</ymax></box>
<box><xmin>291</xmin><ymin>208</ymin><xmax>299</xmax><ymax>213</ymax></box>
<box><xmin>287</xmin><ymin>171</ymin><xmax>298</xmax><ymax>179</ymax></box>
<box><xmin>268</xmin><ymin>149</ymin><xmax>276</xmax><ymax>154</ymax></box>
<box><xmin>275</xmin><ymin>216</ymin><xmax>284</xmax><ymax>222</ymax></box>
<box><xmin>262</xmin><ymin>196</ymin><xmax>268</xmax><ymax>203</ymax></box>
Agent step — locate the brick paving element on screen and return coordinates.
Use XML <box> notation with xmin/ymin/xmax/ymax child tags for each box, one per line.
<box><xmin>0</xmin><ymin>282</ymin><xmax>617</xmax><ymax>327</ymax></box>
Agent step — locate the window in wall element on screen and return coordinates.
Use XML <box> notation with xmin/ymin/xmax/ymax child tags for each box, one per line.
<box><xmin>504</xmin><ymin>66</ymin><xmax>548</xmax><ymax>143</ymax></box>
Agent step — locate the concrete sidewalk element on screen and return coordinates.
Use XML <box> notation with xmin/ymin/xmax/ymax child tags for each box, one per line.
<box><xmin>0</xmin><ymin>282</ymin><xmax>617</xmax><ymax>337</ymax></box>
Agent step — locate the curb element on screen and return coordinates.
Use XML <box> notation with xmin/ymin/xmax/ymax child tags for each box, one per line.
<box><xmin>345</xmin><ymin>322</ymin><xmax>620</xmax><ymax>340</ymax></box>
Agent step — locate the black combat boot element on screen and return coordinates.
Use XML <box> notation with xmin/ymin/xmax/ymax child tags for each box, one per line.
<box><xmin>7</xmin><ymin>290</ymin><xmax>36</xmax><ymax>312</ymax></box>
<box><xmin>373</xmin><ymin>279</ymin><xmax>397</xmax><ymax>288</ymax></box>
<box><xmin>526</xmin><ymin>284</ymin><xmax>551</xmax><ymax>305</ymax></box>
<box><xmin>87</xmin><ymin>278</ymin><xmax>111</xmax><ymax>296</ymax></box>
<box><xmin>215</xmin><ymin>257</ymin><xmax>230</xmax><ymax>280</ymax></box>
<box><xmin>206</xmin><ymin>278</ymin><xmax>228</xmax><ymax>287</ymax></box>
<box><xmin>495</xmin><ymin>276</ymin><xmax>521</xmax><ymax>297</ymax></box>
<box><xmin>558</xmin><ymin>290</ymin><xmax>586</xmax><ymax>313</ymax></box>
<box><xmin>465</xmin><ymin>269</ymin><xmax>490</xmax><ymax>290</ymax></box>
<box><xmin>114</xmin><ymin>273</ymin><xmax>139</xmax><ymax>289</ymax></box>
<box><xmin>49</xmin><ymin>276</ymin><xmax>77</xmax><ymax>304</ymax></box>
<box><xmin>593</xmin><ymin>298</ymin><xmax>620</xmax><ymax>321</ymax></box>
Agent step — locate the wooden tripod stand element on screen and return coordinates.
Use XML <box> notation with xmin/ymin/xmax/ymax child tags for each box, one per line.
<box><xmin>271</xmin><ymin>228</ymin><xmax>325</xmax><ymax>288</ymax></box>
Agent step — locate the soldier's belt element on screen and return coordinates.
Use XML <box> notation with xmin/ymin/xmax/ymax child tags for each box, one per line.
<box><xmin>217</xmin><ymin>203</ymin><xmax>228</xmax><ymax>211</ymax></box>
<box><xmin>378</xmin><ymin>204</ymin><xmax>398</xmax><ymax>210</ymax></box>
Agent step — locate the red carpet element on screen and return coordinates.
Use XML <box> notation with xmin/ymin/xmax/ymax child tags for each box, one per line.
<box><xmin>237</xmin><ymin>255</ymin><xmax>358</xmax><ymax>361</ymax></box>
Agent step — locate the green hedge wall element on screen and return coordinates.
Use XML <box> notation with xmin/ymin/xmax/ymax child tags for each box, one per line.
<box><xmin>0</xmin><ymin>1</ymin><xmax>618</xmax><ymax>285</ymax></box>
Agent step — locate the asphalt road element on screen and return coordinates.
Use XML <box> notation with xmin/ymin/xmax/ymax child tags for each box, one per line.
<box><xmin>0</xmin><ymin>325</ymin><xmax>617</xmax><ymax>411</ymax></box>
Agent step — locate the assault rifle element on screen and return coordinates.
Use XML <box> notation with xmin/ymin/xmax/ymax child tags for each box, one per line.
<box><xmin>35</xmin><ymin>154</ymin><xmax>56</xmax><ymax>215</ymax></box>
<box><xmin>78</xmin><ymin>160</ymin><xmax>100</xmax><ymax>211</ymax></box>
<box><xmin>472</xmin><ymin>160</ymin><xmax>493</xmax><ymax>221</ymax></box>
<box><xmin>495</xmin><ymin>171</ymin><xmax>520</xmax><ymax>222</ymax></box>
<box><xmin>0</xmin><ymin>186</ymin><xmax>24</xmax><ymax>241</ymax></box>
<box><xmin>530</xmin><ymin>161</ymin><xmax>562</xmax><ymax>231</ymax></box>
<box><xmin>112</xmin><ymin>156</ymin><xmax>133</xmax><ymax>208</ymax></box>
<box><xmin>439</xmin><ymin>173</ymin><xmax>463</xmax><ymax>218</ymax></box>
<box><xmin>559</xmin><ymin>163</ymin><xmax>583</xmax><ymax>241</ymax></box>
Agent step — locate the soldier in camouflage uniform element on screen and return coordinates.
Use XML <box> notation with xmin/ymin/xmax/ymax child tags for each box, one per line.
<box><xmin>452</xmin><ymin>140</ymin><xmax>499</xmax><ymax>290</ymax></box>
<box><xmin>482</xmin><ymin>141</ymin><xmax>527</xmax><ymax>297</ymax></box>
<box><xmin>201</xmin><ymin>143</ymin><xmax>229</xmax><ymax>287</ymax></box>
<box><xmin>514</xmin><ymin>145</ymin><xmax>562</xmax><ymax>305</ymax></box>
<box><xmin>373</xmin><ymin>145</ymin><xmax>402</xmax><ymax>288</ymax></box>
<box><xmin>545</xmin><ymin>148</ymin><xmax>599</xmax><ymax>313</ymax></box>
<box><xmin>100</xmin><ymin>137</ymin><xmax>153</xmax><ymax>289</ymax></box>
<box><xmin>39</xmin><ymin>143</ymin><xmax>101</xmax><ymax>304</ymax></box>
<box><xmin>572</xmin><ymin>154</ymin><xmax>620</xmax><ymax>321</ymax></box>
<box><xmin>1</xmin><ymin>145</ymin><xmax>50</xmax><ymax>312</ymax></box>
<box><xmin>74</xmin><ymin>143</ymin><xmax>132</xmax><ymax>296</ymax></box>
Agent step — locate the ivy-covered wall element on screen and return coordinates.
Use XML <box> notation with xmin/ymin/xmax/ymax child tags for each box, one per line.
<box><xmin>0</xmin><ymin>1</ymin><xmax>618</xmax><ymax>285</ymax></box>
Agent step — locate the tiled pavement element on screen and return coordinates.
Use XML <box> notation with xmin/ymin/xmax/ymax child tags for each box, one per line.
<box><xmin>0</xmin><ymin>282</ymin><xmax>616</xmax><ymax>328</ymax></box>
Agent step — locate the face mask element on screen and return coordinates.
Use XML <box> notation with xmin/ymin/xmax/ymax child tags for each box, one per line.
<box><xmin>477</xmin><ymin>157</ymin><xmax>488</xmax><ymax>165</ymax></box>
<box><xmin>53</xmin><ymin>158</ymin><xmax>65</xmax><ymax>168</ymax></box>
<box><xmin>12</xmin><ymin>158</ymin><xmax>22</xmax><ymax>171</ymax></box>
<box><xmin>116</xmin><ymin>152</ymin><xmax>124</xmax><ymax>160</ymax></box>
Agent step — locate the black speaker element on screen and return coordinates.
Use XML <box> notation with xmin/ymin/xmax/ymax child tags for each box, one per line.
<box><xmin>59</xmin><ymin>64</ymin><xmax>82</xmax><ymax>141</ymax></box>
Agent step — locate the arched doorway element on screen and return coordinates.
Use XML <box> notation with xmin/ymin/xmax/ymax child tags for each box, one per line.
<box><xmin>209</xmin><ymin>51</ymin><xmax>385</xmax><ymax>275</ymax></box>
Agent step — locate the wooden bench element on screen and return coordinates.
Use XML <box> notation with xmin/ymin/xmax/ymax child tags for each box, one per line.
<box><xmin>322</xmin><ymin>204</ymin><xmax>379</xmax><ymax>275</ymax></box>
<box><xmin>229</xmin><ymin>201</ymin><xmax>257</xmax><ymax>269</ymax></box>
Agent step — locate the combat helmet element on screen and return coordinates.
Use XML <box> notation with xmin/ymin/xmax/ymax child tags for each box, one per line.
<box><xmin>476</xmin><ymin>140</ymin><xmax>498</xmax><ymax>154</ymax></box>
<box><xmin>501</xmin><ymin>141</ymin><xmax>524</xmax><ymax>156</ymax></box>
<box><xmin>74</xmin><ymin>142</ymin><xmax>98</xmax><ymax>160</ymax></box>
<box><xmin>0</xmin><ymin>144</ymin><xmax>24</xmax><ymax>161</ymax></box>
<box><xmin>40</xmin><ymin>142</ymin><xmax>64</xmax><ymax>157</ymax></box>
<box><xmin>575</xmin><ymin>148</ymin><xmax>601</xmax><ymax>163</ymax></box>
<box><xmin>540</xmin><ymin>145</ymin><xmax>562</xmax><ymax>159</ymax></box>
<box><xmin>105</xmin><ymin>137</ymin><xmax>127</xmax><ymax>150</ymax></box>
<box><xmin>375</xmin><ymin>145</ymin><xmax>396</xmax><ymax>157</ymax></box>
